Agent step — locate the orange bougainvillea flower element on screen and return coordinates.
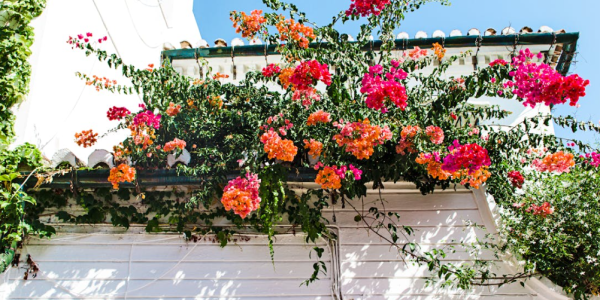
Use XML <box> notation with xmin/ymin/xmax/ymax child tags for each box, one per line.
<box><xmin>333</xmin><ymin>118</ymin><xmax>392</xmax><ymax>160</ymax></box>
<box><xmin>166</xmin><ymin>102</ymin><xmax>181</xmax><ymax>116</ymax></box>
<box><xmin>163</xmin><ymin>138</ymin><xmax>186</xmax><ymax>152</ymax></box>
<box><xmin>230</xmin><ymin>10</ymin><xmax>266</xmax><ymax>39</ymax></box>
<box><xmin>85</xmin><ymin>75</ymin><xmax>117</xmax><ymax>92</ymax></box>
<box><xmin>108</xmin><ymin>164</ymin><xmax>136</xmax><ymax>189</ymax></box>
<box><xmin>275</xmin><ymin>16</ymin><xmax>315</xmax><ymax>49</ymax></box>
<box><xmin>396</xmin><ymin>125</ymin><xmax>420</xmax><ymax>155</ymax></box>
<box><xmin>260</xmin><ymin>129</ymin><xmax>297</xmax><ymax>162</ymax></box>
<box><xmin>208</xmin><ymin>95</ymin><xmax>224</xmax><ymax>109</ymax></box>
<box><xmin>221</xmin><ymin>172</ymin><xmax>261</xmax><ymax>218</ymax></box>
<box><xmin>213</xmin><ymin>72</ymin><xmax>229</xmax><ymax>80</ymax></box>
<box><xmin>278</xmin><ymin>67</ymin><xmax>295</xmax><ymax>90</ymax></box>
<box><xmin>307</xmin><ymin>110</ymin><xmax>331</xmax><ymax>126</ymax></box>
<box><xmin>532</xmin><ymin>151</ymin><xmax>575</xmax><ymax>174</ymax></box>
<box><xmin>315</xmin><ymin>166</ymin><xmax>342</xmax><ymax>190</ymax></box>
<box><xmin>416</xmin><ymin>152</ymin><xmax>451</xmax><ymax>180</ymax></box>
<box><xmin>453</xmin><ymin>166</ymin><xmax>491</xmax><ymax>189</ymax></box>
<box><xmin>75</xmin><ymin>129</ymin><xmax>98</xmax><ymax>148</ymax></box>
<box><xmin>303</xmin><ymin>139</ymin><xmax>323</xmax><ymax>159</ymax></box>
<box><xmin>431</xmin><ymin>42</ymin><xmax>446</xmax><ymax>61</ymax></box>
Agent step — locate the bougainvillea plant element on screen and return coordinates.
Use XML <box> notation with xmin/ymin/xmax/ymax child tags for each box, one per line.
<box><xmin>4</xmin><ymin>0</ymin><xmax>599</xmax><ymax>298</ymax></box>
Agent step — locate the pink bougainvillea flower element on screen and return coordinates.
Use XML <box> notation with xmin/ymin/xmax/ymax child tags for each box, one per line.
<box><xmin>106</xmin><ymin>106</ymin><xmax>131</xmax><ymax>121</ymax></box>
<box><xmin>360</xmin><ymin>62</ymin><xmax>408</xmax><ymax>112</ymax></box>
<box><xmin>345</xmin><ymin>0</ymin><xmax>391</xmax><ymax>17</ymax></box>
<box><xmin>508</xmin><ymin>49</ymin><xmax>589</xmax><ymax>108</ymax></box>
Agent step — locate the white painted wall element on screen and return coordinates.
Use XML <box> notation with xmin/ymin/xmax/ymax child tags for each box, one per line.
<box><xmin>0</xmin><ymin>183</ymin><xmax>581</xmax><ymax>299</ymax></box>
<box><xmin>13</xmin><ymin>0</ymin><xmax>201</xmax><ymax>161</ymax></box>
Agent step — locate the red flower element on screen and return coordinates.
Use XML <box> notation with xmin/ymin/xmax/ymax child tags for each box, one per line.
<box><xmin>507</xmin><ymin>170</ymin><xmax>524</xmax><ymax>188</ymax></box>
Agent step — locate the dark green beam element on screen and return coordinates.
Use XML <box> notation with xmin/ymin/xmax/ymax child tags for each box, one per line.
<box><xmin>18</xmin><ymin>169</ymin><xmax>318</xmax><ymax>189</ymax></box>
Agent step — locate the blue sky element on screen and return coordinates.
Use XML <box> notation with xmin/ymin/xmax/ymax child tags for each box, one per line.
<box><xmin>193</xmin><ymin>0</ymin><xmax>600</xmax><ymax>146</ymax></box>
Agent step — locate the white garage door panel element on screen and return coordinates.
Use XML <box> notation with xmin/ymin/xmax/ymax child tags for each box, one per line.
<box><xmin>340</xmin><ymin>226</ymin><xmax>487</xmax><ymax>245</ymax></box>
<box><xmin>23</xmin><ymin>244</ymin><xmax>324</xmax><ymax>263</ymax></box>
<box><xmin>328</xmin><ymin>191</ymin><xmax>478</xmax><ymax>210</ymax></box>
<box><xmin>342</xmin><ymin>278</ymin><xmax>531</xmax><ymax>295</ymax></box>
<box><xmin>338</xmin><ymin>189</ymin><xmax>538</xmax><ymax>299</ymax></box>
<box><xmin>341</xmin><ymin>245</ymin><xmax>497</xmax><ymax>261</ymax></box>
<box><xmin>325</xmin><ymin>209</ymin><xmax>483</xmax><ymax>227</ymax></box>
<box><xmin>341</xmin><ymin>261</ymin><xmax>513</xmax><ymax>278</ymax></box>
<box><xmin>5</xmin><ymin>278</ymin><xmax>333</xmax><ymax>298</ymax></box>
<box><xmin>4</xmin><ymin>261</ymin><xmax>331</xmax><ymax>280</ymax></box>
<box><xmin>1</xmin><ymin>234</ymin><xmax>334</xmax><ymax>299</ymax></box>
<box><xmin>343</xmin><ymin>295</ymin><xmax>539</xmax><ymax>300</ymax></box>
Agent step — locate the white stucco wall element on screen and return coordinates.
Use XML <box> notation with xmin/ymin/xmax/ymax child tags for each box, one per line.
<box><xmin>0</xmin><ymin>183</ymin><xmax>579</xmax><ymax>299</ymax></box>
<box><xmin>13</xmin><ymin>0</ymin><xmax>201</xmax><ymax>161</ymax></box>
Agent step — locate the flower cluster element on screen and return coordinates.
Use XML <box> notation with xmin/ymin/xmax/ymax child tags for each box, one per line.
<box><xmin>452</xmin><ymin>167</ymin><xmax>491</xmax><ymax>189</ymax></box>
<box><xmin>166</xmin><ymin>102</ymin><xmax>181</xmax><ymax>116</ymax></box>
<box><xmin>303</xmin><ymin>139</ymin><xmax>323</xmax><ymax>159</ymax></box>
<box><xmin>416</xmin><ymin>149</ymin><xmax>491</xmax><ymax>188</ymax></box>
<box><xmin>431</xmin><ymin>43</ymin><xmax>446</xmax><ymax>61</ymax></box>
<box><xmin>307</xmin><ymin>110</ymin><xmax>331</xmax><ymax>126</ymax></box>
<box><xmin>360</xmin><ymin>62</ymin><xmax>408</xmax><ymax>112</ymax></box>
<box><xmin>129</xmin><ymin>124</ymin><xmax>156</xmax><ymax>150</ymax></box>
<box><xmin>425</xmin><ymin>126</ymin><xmax>444</xmax><ymax>144</ymax></box>
<box><xmin>290</xmin><ymin>60</ymin><xmax>332</xmax><ymax>90</ymax></box>
<box><xmin>112</xmin><ymin>143</ymin><xmax>130</xmax><ymax>160</ymax></box>
<box><xmin>408</xmin><ymin>46</ymin><xmax>428</xmax><ymax>60</ymax></box>
<box><xmin>74</xmin><ymin>129</ymin><xmax>98</xmax><ymax>148</ymax></box>
<box><xmin>208</xmin><ymin>95</ymin><xmax>224</xmax><ymax>109</ymax></box>
<box><xmin>278</xmin><ymin>67</ymin><xmax>295</xmax><ymax>90</ymax></box>
<box><xmin>532</xmin><ymin>151</ymin><xmax>575</xmax><ymax>174</ymax></box>
<box><xmin>345</xmin><ymin>0</ymin><xmax>391</xmax><ymax>17</ymax></box>
<box><xmin>315</xmin><ymin>165</ymin><xmax>342</xmax><ymax>189</ymax></box>
<box><xmin>221</xmin><ymin>173</ymin><xmax>261</xmax><ymax>218</ymax></box>
<box><xmin>314</xmin><ymin>164</ymin><xmax>362</xmax><ymax>189</ymax></box>
<box><xmin>395</xmin><ymin>125</ymin><xmax>420</xmax><ymax>155</ymax></box>
<box><xmin>582</xmin><ymin>152</ymin><xmax>600</xmax><ymax>167</ymax></box>
<box><xmin>415</xmin><ymin>152</ymin><xmax>451</xmax><ymax>180</ymax></box>
<box><xmin>293</xmin><ymin>88</ymin><xmax>321</xmax><ymax>108</ymax></box>
<box><xmin>261</xmin><ymin>113</ymin><xmax>294</xmax><ymax>136</ymax></box>
<box><xmin>489</xmin><ymin>59</ymin><xmax>508</xmax><ymax>67</ymax></box>
<box><xmin>260</xmin><ymin>129</ymin><xmax>297</xmax><ymax>162</ymax></box>
<box><xmin>262</xmin><ymin>64</ymin><xmax>281</xmax><ymax>77</ymax></box>
<box><xmin>108</xmin><ymin>164</ymin><xmax>136</xmax><ymax>189</ymax></box>
<box><xmin>230</xmin><ymin>10</ymin><xmax>266</xmax><ymax>39</ymax></box>
<box><xmin>333</xmin><ymin>118</ymin><xmax>392</xmax><ymax>159</ymax></box>
<box><xmin>441</xmin><ymin>140</ymin><xmax>491</xmax><ymax>174</ymax></box>
<box><xmin>163</xmin><ymin>138</ymin><xmax>186</xmax><ymax>152</ymax></box>
<box><xmin>507</xmin><ymin>170</ymin><xmax>525</xmax><ymax>189</ymax></box>
<box><xmin>133</xmin><ymin>108</ymin><xmax>161</xmax><ymax>129</ymax></box>
<box><xmin>506</xmin><ymin>49</ymin><xmax>589</xmax><ymax>107</ymax></box>
<box><xmin>86</xmin><ymin>75</ymin><xmax>117</xmax><ymax>92</ymax></box>
<box><xmin>213</xmin><ymin>72</ymin><xmax>229</xmax><ymax>80</ymax></box>
<box><xmin>525</xmin><ymin>202</ymin><xmax>554</xmax><ymax>217</ymax></box>
<box><xmin>67</xmin><ymin>32</ymin><xmax>107</xmax><ymax>48</ymax></box>
<box><xmin>106</xmin><ymin>106</ymin><xmax>130</xmax><ymax>121</ymax></box>
<box><xmin>276</xmin><ymin>17</ymin><xmax>315</xmax><ymax>49</ymax></box>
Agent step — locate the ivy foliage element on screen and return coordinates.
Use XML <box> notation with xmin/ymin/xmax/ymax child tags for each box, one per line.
<box><xmin>0</xmin><ymin>0</ymin><xmax>48</xmax><ymax>273</ymax></box>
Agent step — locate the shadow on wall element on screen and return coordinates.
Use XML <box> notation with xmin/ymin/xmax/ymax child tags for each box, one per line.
<box><xmin>0</xmin><ymin>233</ymin><xmax>334</xmax><ymax>299</ymax></box>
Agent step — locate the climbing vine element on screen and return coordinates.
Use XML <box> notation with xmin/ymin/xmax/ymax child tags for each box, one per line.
<box><xmin>2</xmin><ymin>0</ymin><xmax>600</xmax><ymax>299</ymax></box>
<box><xmin>0</xmin><ymin>0</ymin><xmax>49</xmax><ymax>274</ymax></box>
